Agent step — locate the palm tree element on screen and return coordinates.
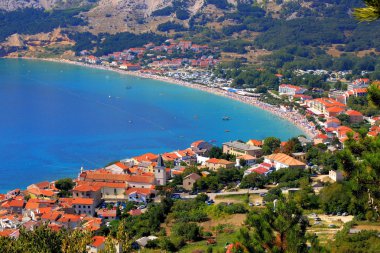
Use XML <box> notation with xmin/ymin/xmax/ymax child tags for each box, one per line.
<box><xmin>354</xmin><ymin>0</ymin><xmax>380</xmax><ymax>22</ymax></box>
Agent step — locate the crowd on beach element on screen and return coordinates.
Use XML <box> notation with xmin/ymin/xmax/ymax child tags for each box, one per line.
<box><xmin>24</xmin><ymin>57</ymin><xmax>317</xmax><ymax>138</ymax></box>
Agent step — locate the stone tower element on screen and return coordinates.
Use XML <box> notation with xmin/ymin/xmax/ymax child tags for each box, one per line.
<box><xmin>154</xmin><ymin>155</ymin><xmax>167</xmax><ymax>186</ymax></box>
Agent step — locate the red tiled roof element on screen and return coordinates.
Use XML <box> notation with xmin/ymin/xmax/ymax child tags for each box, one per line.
<box><xmin>97</xmin><ymin>209</ymin><xmax>117</xmax><ymax>217</ymax></box>
<box><xmin>346</xmin><ymin>110</ymin><xmax>363</xmax><ymax>116</ymax></box>
<box><xmin>206</xmin><ymin>158</ymin><xmax>234</xmax><ymax>165</ymax></box>
<box><xmin>252</xmin><ymin>167</ymin><xmax>269</xmax><ymax>175</ymax></box>
<box><xmin>326</xmin><ymin>106</ymin><xmax>345</xmax><ymax>113</ymax></box>
<box><xmin>133</xmin><ymin>153</ymin><xmax>158</xmax><ymax>162</ymax></box>
<box><xmin>247</xmin><ymin>139</ymin><xmax>263</xmax><ymax>146</ymax></box>
<box><xmin>126</xmin><ymin>175</ymin><xmax>155</xmax><ymax>184</ymax></box>
<box><xmin>91</xmin><ymin>236</ymin><xmax>106</xmax><ymax>248</ymax></box>
<box><xmin>58</xmin><ymin>214</ymin><xmax>81</xmax><ymax>223</ymax></box>
<box><xmin>72</xmin><ymin>198</ymin><xmax>94</xmax><ymax>205</ymax></box>
<box><xmin>191</xmin><ymin>140</ymin><xmax>205</xmax><ymax>148</ymax></box>
<box><xmin>125</xmin><ymin>187</ymin><xmax>154</xmax><ymax>196</ymax></box>
<box><xmin>316</xmin><ymin>134</ymin><xmax>328</xmax><ymax>139</ymax></box>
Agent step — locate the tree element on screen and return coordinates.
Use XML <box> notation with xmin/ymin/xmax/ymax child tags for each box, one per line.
<box><xmin>319</xmin><ymin>183</ymin><xmax>352</xmax><ymax>213</ymax></box>
<box><xmin>368</xmin><ymin>83</ymin><xmax>380</xmax><ymax>108</ymax></box>
<box><xmin>55</xmin><ymin>178</ymin><xmax>75</xmax><ymax>197</ymax></box>
<box><xmin>242</xmin><ymin>199</ymin><xmax>308</xmax><ymax>253</ymax></box>
<box><xmin>354</xmin><ymin>0</ymin><xmax>380</xmax><ymax>22</ymax></box>
<box><xmin>262</xmin><ymin>137</ymin><xmax>281</xmax><ymax>155</ymax></box>
<box><xmin>240</xmin><ymin>173</ymin><xmax>267</xmax><ymax>189</ymax></box>
<box><xmin>171</xmin><ymin>222</ymin><xmax>202</xmax><ymax>241</ymax></box>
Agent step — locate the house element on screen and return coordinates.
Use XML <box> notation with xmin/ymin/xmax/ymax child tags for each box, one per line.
<box><xmin>1</xmin><ymin>197</ymin><xmax>24</xmax><ymax>214</ymax></box>
<box><xmin>135</xmin><ymin>236</ymin><xmax>158</xmax><ymax>248</ymax></box>
<box><xmin>246</xmin><ymin>139</ymin><xmax>263</xmax><ymax>147</ymax></box>
<box><xmin>306</xmin><ymin>98</ymin><xmax>346</xmax><ymax>117</ymax></box>
<box><xmin>278</xmin><ymin>84</ymin><xmax>307</xmax><ymax>96</ymax></box>
<box><xmin>204</xmin><ymin>158</ymin><xmax>235</xmax><ymax>171</ymax></box>
<box><xmin>325</xmin><ymin>118</ymin><xmax>341</xmax><ymax>128</ymax></box>
<box><xmin>105</xmin><ymin>162</ymin><xmax>130</xmax><ymax>174</ymax></box>
<box><xmin>26</xmin><ymin>188</ymin><xmax>56</xmax><ymax>199</ymax></box>
<box><xmin>367</xmin><ymin>125</ymin><xmax>380</xmax><ymax>137</ymax></box>
<box><xmin>244</xmin><ymin>162</ymin><xmax>273</xmax><ymax>177</ymax></box>
<box><xmin>126</xmin><ymin>175</ymin><xmax>155</xmax><ymax>189</ymax></box>
<box><xmin>174</xmin><ymin>148</ymin><xmax>197</xmax><ymax>164</ymax></box>
<box><xmin>125</xmin><ymin>188</ymin><xmax>154</xmax><ymax>203</ymax></box>
<box><xmin>72</xmin><ymin>183</ymin><xmax>102</xmax><ymax>206</ymax></box>
<box><xmin>190</xmin><ymin>140</ymin><xmax>213</xmax><ymax>156</ymax></box>
<box><xmin>182</xmin><ymin>173</ymin><xmax>201</xmax><ymax>191</ymax></box>
<box><xmin>329</xmin><ymin>170</ymin><xmax>344</xmax><ymax>182</ymax></box>
<box><xmin>97</xmin><ymin>209</ymin><xmax>117</xmax><ymax>222</ymax></box>
<box><xmin>335</xmin><ymin>126</ymin><xmax>355</xmax><ymax>140</ymax></box>
<box><xmin>348</xmin><ymin>78</ymin><xmax>370</xmax><ymax>90</ymax></box>
<box><xmin>326</xmin><ymin>106</ymin><xmax>346</xmax><ymax>117</ymax></box>
<box><xmin>72</xmin><ymin>198</ymin><xmax>96</xmax><ymax>216</ymax></box>
<box><xmin>100</xmin><ymin>183</ymin><xmax>127</xmax><ymax>202</ymax></box>
<box><xmin>79</xmin><ymin>171</ymin><xmax>130</xmax><ymax>184</ymax></box>
<box><xmin>264</xmin><ymin>153</ymin><xmax>306</xmax><ymax>170</ymax></box>
<box><xmin>236</xmin><ymin>154</ymin><xmax>257</xmax><ymax>166</ymax></box>
<box><xmin>57</xmin><ymin>214</ymin><xmax>82</xmax><ymax>229</ymax></box>
<box><xmin>346</xmin><ymin>110</ymin><xmax>364</xmax><ymax>123</ymax></box>
<box><xmin>132</xmin><ymin>153</ymin><xmax>158</xmax><ymax>163</ymax></box>
<box><xmin>119</xmin><ymin>63</ymin><xmax>141</xmax><ymax>71</ymax></box>
<box><xmin>223</xmin><ymin>141</ymin><xmax>263</xmax><ymax>157</ymax></box>
<box><xmin>27</xmin><ymin>181</ymin><xmax>51</xmax><ymax>190</ymax></box>
<box><xmin>87</xmin><ymin>236</ymin><xmax>106</xmax><ymax>253</ymax></box>
<box><xmin>41</xmin><ymin>210</ymin><xmax>63</xmax><ymax>223</ymax></box>
<box><xmin>313</xmin><ymin>133</ymin><xmax>330</xmax><ymax>145</ymax></box>
<box><xmin>291</xmin><ymin>152</ymin><xmax>306</xmax><ymax>163</ymax></box>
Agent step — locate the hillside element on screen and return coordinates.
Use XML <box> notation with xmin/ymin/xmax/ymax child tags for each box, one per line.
<box><xmin>0</xmin><ymin>0</ymin><xmax>379</xmax><ymax>61</ymax></box>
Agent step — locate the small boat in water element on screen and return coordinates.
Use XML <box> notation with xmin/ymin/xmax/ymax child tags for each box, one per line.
<box><xmin>225</xmin><ymin>130</ymin><xmax>230</xmax><ymax>132</ymax></box>
<box><xmin>222</xmin><ymin>116</ymin><xmax>230</xmax><ymax>121</ymax></box>
<box><xmin>125</xmin><ymin>86</ymin><xmax>132</xmax><ymax>90</ymax></box>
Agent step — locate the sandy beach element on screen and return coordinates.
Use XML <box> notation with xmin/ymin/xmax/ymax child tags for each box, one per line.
<box><xmin>11</xmin><ymin>57</ymin><xmax>317</xmax><ymax>138</ymax></box>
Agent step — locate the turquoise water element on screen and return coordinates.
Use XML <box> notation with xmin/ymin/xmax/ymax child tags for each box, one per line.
<box><xmin>0</xmin><ymin>59</ymin><xmax>302</xmax><ymax>192</ymax></box>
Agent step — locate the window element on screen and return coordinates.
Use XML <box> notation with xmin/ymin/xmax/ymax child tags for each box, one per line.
<box><xmin>114</xmin><ymin>189</ymin><xmax>117</xmax><ymax>195</ymax></box>
<box><xmin>76</xmin><ymin>193</ymin><xmax>79</xmax><ymax>197</ymax></box>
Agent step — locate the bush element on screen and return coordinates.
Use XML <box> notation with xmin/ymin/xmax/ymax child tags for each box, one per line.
<box><xmin>171</xmin><ymin>222</ymin><xmax>203</xmax><ymax>241</ymax></box>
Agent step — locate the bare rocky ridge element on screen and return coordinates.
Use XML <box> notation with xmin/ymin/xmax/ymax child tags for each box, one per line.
<box><xmin>0</xmin><ymin>0</ymin><xmax>96</xmax><ymax>11</ymax></box>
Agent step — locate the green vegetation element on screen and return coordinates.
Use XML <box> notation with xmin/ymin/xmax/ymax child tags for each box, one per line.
<box><xmin>55</xmin><ymin>178</ymin><xmax>75</xmax><ymax>197</ymax></box>
<box><xmin>354</xmin><ymin>0</ymin><xmax>380</xmax><ymax>21</ymax></box>
<box><xmin>0</xmin><ymin>8</ymin><xmax>87</xmax><ymax>41</ymax></box>
<box><xmin>0</xmin><ymin>225</ymin><xmax>91</xmax><ymax>253</ymax></box>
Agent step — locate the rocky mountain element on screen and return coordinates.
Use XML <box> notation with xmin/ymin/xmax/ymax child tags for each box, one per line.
<box><xmin>0</xmin><ymin>0</ymin><xmax>94</xmax><ymax>11</ymax></box>
<box><xmin>1</xmin><ymin>0</ymin><xmax>378</xmax><ymax>61</ymax></box>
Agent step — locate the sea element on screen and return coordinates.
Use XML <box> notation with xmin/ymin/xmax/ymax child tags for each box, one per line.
<box><xmin>0</xmin><ymin>59</ymin><xmax>303</xmax><ymax>192</ymax></box>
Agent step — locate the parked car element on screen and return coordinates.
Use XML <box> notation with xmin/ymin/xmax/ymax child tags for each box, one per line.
<box><xmin>342</xmin><ymin>212</ymin><xmax>348</xmax><ymax>216</ymax></box>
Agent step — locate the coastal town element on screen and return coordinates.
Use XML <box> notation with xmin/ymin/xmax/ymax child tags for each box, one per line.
<box><xmin>2</xmin><ymin>37</ymin><xmax>380</xmax><ymax>252</ymax></box>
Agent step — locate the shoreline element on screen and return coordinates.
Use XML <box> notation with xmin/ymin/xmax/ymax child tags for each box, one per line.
<box><xmin>6</xmin><ymin>56</ymin><xmax>317</xmax><ymax>138</ymax></box>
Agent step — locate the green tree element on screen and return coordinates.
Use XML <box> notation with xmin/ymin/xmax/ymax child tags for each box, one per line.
<box><xmin>319</xmin><ymin>183</ymin><xmax>352</xmax><ymax>213</ymax></box>
<box><xmin>55</xmin><ymin>178</ymin><xmax>75</xmax><ymax>197</ymax></box>
<box><xmin>368</xmin><ymin>83</ymin><xmax>380</xmax><ymax>108</ymax></box>
<box><xmin>262</xmin><ymin>137</ymin><xmax>281</xmax><ymax>155</ymax></box>
<box><xmin>242</xmin><ymin>199</ymin><xmax>308</xmax><ymax>253</ymax></box>
<box><xmin>354</xmin><ymin>0</ymin><xmax>380</xmax><ymax>22</ymax></box>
